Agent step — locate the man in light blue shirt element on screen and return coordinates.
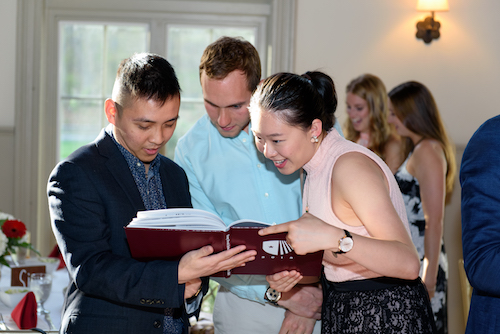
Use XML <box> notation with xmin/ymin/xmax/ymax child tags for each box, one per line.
<box><xmin>175</xmin><ymin>37</ymin><xmax>341</xmax><ymax>334</ymax></box>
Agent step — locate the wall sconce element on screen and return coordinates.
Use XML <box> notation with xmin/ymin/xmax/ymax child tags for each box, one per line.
<box><xmin>416</xmin><ymin>0</ymin><xmax>449</xmax><ymax>44</ymax></box>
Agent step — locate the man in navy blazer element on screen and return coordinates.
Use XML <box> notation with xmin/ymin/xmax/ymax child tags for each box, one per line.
<box><xmin>461</xmin><ymin>115</ymin><xmax>500</xmax><ymax>334</ymax></box>
<box><xmin>47</xmin><ymin>53</ymin><xmax>255</xmax><ymax>333</ymax></box>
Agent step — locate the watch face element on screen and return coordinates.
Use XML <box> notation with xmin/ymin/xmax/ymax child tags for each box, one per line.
<box><xmin>266</xmin><ymin>288</ymin><xmax>281</xmax><ymax>302</ymax></box>
<box><xmin>340</xmin><ymin>237</ymin><xmax>354</xmax><ymax>252</ymax></box>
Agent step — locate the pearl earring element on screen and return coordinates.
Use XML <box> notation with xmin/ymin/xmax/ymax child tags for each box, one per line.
<box><xmin>310</xmin><ymin>136</ymin><xmax>319</xmax><ymax>143</ymax></box>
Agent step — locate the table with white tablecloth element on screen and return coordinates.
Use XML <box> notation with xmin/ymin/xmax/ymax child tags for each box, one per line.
<box><xmin>0</xmin><ymin>262</ymin><xmax>69</xmax><ymax>332</ymax></box>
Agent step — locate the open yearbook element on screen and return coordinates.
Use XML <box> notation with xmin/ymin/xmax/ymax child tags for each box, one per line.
<box><xmin>124</xmin><ymin>208</ymin><xmax>323</xmax><ymax>277</ymax></box>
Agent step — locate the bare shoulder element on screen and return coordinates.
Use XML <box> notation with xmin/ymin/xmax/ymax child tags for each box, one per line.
<box><xmin>413</xmin><ymin>139</ymin><xmax>445</xmax><ymax>162</ymax></box>
<box><xmin>333</xmin><ymin>152</ymin><xmax>386</xmax><ymax>187</ymax></box>
<box><xmin>409</xmin><ymin>139</ymin><xmax>446</xmax><ymax>175</ymax></box>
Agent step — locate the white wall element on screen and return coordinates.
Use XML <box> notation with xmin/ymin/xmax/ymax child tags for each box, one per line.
<box><xmin>294</xmin><ymin>0</ymin><xmax>500</xmax><ymax>147</ymax></box>
<box><xmin>294</xmin><ymin>1</ymin><xmax>500</xmax><ymax>333</ymax></box>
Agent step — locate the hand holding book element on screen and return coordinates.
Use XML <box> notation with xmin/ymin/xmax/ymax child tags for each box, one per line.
<box><xmin>178</xmin><ymin>244</ymin><xmax>256</xmax><ymax>284</ymax></box>
<box><xmin>125</xmin><ymin>208</ymin><xmax>323</xmax><ymax>277</ymax></box>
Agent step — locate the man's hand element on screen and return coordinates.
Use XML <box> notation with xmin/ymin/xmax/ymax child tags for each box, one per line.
<box><xmin>266</xmin><ymin>270</ymin><xmax>303</xmax><ymax>292</ymax></box>
<box><xmin>278</xmin><ymin>284</ymin><xmax>322</xmax><ymax>320</ymax></box>
<box><xmin>178</xmin><ymin>245</ymin><xmax>256</xmax><ymax>283</ymax></box>
<box><xmin>184</xmin><ymin>278</ymin><xmax>202</xmax><ymax>299</ymax></box>
<box><xmin>279</xmin><ymin>310</ymin><xmax>317</xmax><ymax>334</ymax></box>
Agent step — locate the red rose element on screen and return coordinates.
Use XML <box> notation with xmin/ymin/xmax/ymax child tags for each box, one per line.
<box><xmin>2</xmin><ymin>220</ymin><xmax>27</xmax><ymax>239</ymax></box>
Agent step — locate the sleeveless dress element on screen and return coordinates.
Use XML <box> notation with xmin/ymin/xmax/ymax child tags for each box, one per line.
<box><xmin>394</xmin><ymin>156</ymin><xmax>448</xmax><ymax>334</ymax></box>
<box><xmin>304</xmin><ymin>129</ymin><xmax>436</xmax><ymax>334</ymax></box>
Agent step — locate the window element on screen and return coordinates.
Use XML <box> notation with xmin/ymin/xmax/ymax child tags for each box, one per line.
<box><xmin>58</xmin><ymin>22</ymin><xmax>149</xmax><ymax>160</ymax></box>
<box><xmin>58</xmin><ymin>22</ymin><xmax>258</xmax><ymax>160</ymax></box>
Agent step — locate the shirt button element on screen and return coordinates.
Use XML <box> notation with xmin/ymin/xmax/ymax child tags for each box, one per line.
<box><xmin>153</xmin><ymin>320</ymin><xmax>161</xmax><ymax>328</ymax></box>
<box><xmin>257</xmin><ymin>164</ymin><xmax>261</xmax><ymax>168</ymax></box>
<box><xmin>264</xmin><ymin>193</ymin><xmax>269</xmax><ymax>197</ymax></box>
<box><xmin>242</xmin><ymin>138</ymin><xmax>247</xmax><ymax>143</ymax></box>
<box><xmin>136</xmin><ymin>162</ymin><xmax>141</xmax><ymax>167</ymax></box>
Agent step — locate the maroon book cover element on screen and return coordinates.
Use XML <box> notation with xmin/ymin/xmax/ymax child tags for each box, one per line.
<box><xmin>125</xmin><ymin>209</ymin><xmax>323</xmax><ymax>277</ymax></box>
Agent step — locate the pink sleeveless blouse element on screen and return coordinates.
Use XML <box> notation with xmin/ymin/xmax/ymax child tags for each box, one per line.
<box><xmin>302</xmin><ymin>129</ymin><xmax>410</xmax><ymax>283</ymax></box>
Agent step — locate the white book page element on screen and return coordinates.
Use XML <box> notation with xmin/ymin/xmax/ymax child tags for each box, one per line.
<box><xmin>136</xmin><ymin>208</ymin><xmax>222</xmax><ymax>221</ymax></box>
<box><xmin>129</xmin><ymin>208</ymin><xmax>226</xmax><ymax>230</ymax></box>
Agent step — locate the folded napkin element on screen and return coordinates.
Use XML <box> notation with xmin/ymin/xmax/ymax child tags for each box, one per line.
<box><xmin>48</xmin><ymin>244</ymin><xmax>66</xmax><ymax>270</ymax></box>
<box><xmin>11</xmin><ymin>291</ymin><xmax>37</xmax><ymax>329</ymax></box>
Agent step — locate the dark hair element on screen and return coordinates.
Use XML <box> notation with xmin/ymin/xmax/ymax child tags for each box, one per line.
<box><xmin>388</xmin><ymin>81</ymin><xmax>456</xmax><ymax>200</ymax></box>
<box><xmin>249</xmin><ymin>71</ymin><xmax>337</xmax><ymax>131</ymax></box>
<box><xmin>199</xmin><ymin>36</ymin><xmax>261</xmax><ymax>93</ymax></box>
<box><xmin>113</xmin><ymin>53</ymin><xmax>180</xmax><ymax>108</ymax></box>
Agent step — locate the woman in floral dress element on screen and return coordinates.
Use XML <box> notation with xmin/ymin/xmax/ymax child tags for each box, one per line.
<box><xmin>388</xmin><ymin>81</ymin><xmax>456</xmax><ymax>334</ymax></box>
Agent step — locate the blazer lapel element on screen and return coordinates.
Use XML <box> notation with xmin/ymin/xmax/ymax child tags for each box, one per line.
<box><xmin>95</xmin><ymin>129</ymin><xmax>146</xmax><ymax>213</ymax></box>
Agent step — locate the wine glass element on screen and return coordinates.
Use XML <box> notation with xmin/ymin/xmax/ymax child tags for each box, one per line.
<box><xmin>29</xmin><ymin>273</ymin><xmax>53</xmax><ymax>314</ymax></box>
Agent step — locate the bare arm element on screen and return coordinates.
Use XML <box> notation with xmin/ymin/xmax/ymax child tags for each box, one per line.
<box><xmin>331</xmin><ymin>152</ymin><xmax>420</xmax><ymax>279</ymax></box>
<box><xmin>279</xmin><ymin>310</ymin><xmax>317</xmax><ymax>334</ymax></box>
<box><xmin>408</xmin><ymin>140</ymin><xmax>447</xmax><ymax>297</ymax></box>
<box><xmin>260</xmin><ymin>152</ymin><xmax>420</xmax><ymax>280</ymax></box>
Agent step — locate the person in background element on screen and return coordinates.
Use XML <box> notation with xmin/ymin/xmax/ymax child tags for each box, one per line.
<box><xmin>252</xmin><ymin>71</ymin><xmax>437</xmax><ymax>333</ymax></box>
<box><xmin>388</xmin><ymin>81</ymin><xmax>456</xmax><ymax>334</ymax></box>
<box><xmin>47</xmin><ymin>53</ymin><xmax>256</xmax><ymax>334</ymax></box>
<box><xmin>344</xmin><ymin>73</ymin><xmax>402</xmax><ymax>173</ymax></box>
<box><xmin>175</xmin><ymin>36</ymin><xmax>344</xmax><ymax>334</ymax></box>
<box><xmin>460</xmin><ymin>115</ymin><xmax>500</xmax><ymax>334</ymax></box>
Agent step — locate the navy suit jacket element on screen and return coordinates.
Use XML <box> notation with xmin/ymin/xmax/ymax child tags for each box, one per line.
<box><xmin>461</xmin><ymin>115</ymin><xmax>500</xmax><ymax>334</ymax></box>
<box><xmin>48</xmin><ymin>128</ymin><xmax>207</xmax><ymax>333</ymax></box>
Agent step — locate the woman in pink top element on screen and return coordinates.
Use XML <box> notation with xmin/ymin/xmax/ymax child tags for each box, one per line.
<box><xmin>250</xmin><ymin>72</ymin><xmax>437</xmax><ymax>333</ymax></box>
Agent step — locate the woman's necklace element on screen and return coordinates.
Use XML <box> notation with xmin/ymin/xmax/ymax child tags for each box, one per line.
<box><xmin>358</xmin><ymin>132</ymin><xmax>369</xmax><ymax>148</ymax></box>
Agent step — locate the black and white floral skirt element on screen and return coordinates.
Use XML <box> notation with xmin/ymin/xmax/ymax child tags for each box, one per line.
<box><xmin>321</xmin><ymin>275</ymin><xmax>437</xmax><ymax>334</ymax></box>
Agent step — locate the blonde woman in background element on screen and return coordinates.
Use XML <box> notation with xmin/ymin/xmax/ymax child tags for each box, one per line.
<box><xmin>388</xmin><ymin>81</ymin><xmax>456</xmax><ymax>334</ymax></box>
<box><xmin>344</xmin><ymin>74</ymin><xmax>403</xmax><ymax>173</ymax></box>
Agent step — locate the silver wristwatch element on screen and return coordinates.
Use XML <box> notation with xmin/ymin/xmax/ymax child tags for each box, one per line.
<box><xmin>264</xmin><ymin>287</ymin><xmax>281</xmax><ymax>305</ymax></box>
<box><xmin>333</xmin><ymin>229</ymin><xmax>353</xmax><ymax>254</ymax></box>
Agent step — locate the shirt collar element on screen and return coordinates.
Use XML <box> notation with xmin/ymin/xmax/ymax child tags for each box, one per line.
<box><xmin>105</xmin><ymin>124</ymin><xmax>161</xmax><ymax>174</ymax></box>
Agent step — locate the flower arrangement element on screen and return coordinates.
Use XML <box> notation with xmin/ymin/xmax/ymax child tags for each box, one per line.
<box><xmin>0</xmin><ymin>212</ymin><xmax>39</xmax><ymax>267</ymax></box>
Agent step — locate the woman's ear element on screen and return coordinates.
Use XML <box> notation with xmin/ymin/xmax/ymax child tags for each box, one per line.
<box><xmin>310</xmin><ymin>119</ymin><xmax>323</xmax><ymax>138</ymax></box>
<box><xmin>104</xmin><ymin>99</ymin><xmax>118</xmax><ymax>125</ymax></box>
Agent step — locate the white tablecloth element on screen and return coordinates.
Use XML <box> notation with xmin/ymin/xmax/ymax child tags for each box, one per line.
<box><xmin>0</xmin><ymin>262</ymin><xmax>69</xmax><ymax>332</ymax></box>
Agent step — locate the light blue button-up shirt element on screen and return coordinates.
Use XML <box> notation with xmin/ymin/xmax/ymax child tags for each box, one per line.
<box><xmin>174</xmin><ymin>114</ymin><xmax>343</xmax><ymax>304</ymax></box>
<box><xmin>174</xmin><ymin>115</ymin><xmax>302</xmax><ymax>304</ymax></box>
